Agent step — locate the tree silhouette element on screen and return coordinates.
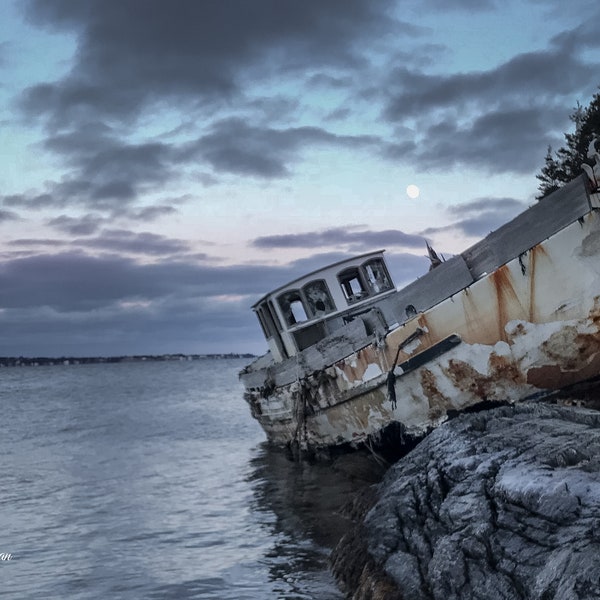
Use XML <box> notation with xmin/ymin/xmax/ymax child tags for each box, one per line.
<box><xmin>536</xmin><ymin>89</ymin><xmax>600</xmax><ymax>199</ymax></box>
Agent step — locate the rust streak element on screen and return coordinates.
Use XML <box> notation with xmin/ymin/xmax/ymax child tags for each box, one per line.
<box><xmin>443</xmin><ymin>359</ymin><xmax>491</xmax><ymax>399</ymax></box>
<box><xmin>490</xmin><ymin>264</ymin><xmax>526</xmax><ymax>341</ymax></box>
<box><xmin>527</xmin><ymin>244</ymin><xmax>549</xmax><ymax>323</ymax></box>
<box><xmin>528</xmin><ymin>297</ymin><xmax>600</xmax><ymax>389</ymax></box>
<box><xmin>488</xmin><ymin>352</ymin><xmax>526</xmax><ymax>385</ymax></box>
<box><xmin>420</xmin><ymin>368</ymin><xmax>450</xmax><ymax>419</ymax></box>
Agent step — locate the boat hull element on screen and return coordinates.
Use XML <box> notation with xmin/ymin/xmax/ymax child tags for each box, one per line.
<box><xmin>242</xmin><ymin>208</ymin><xmax>600</xmax><ymax>452</ymax></box>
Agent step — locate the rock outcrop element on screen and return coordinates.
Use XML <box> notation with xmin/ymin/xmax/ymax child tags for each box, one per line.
<box><xmin>332</xmin><ymin>404</ymin><xmax>600</xmax><ymax>599</ymax></box>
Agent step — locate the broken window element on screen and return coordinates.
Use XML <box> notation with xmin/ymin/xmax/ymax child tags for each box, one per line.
<box><xmin>255</xmin><ymin>305</ymin><xmax>270</xmax><ymax>338</ymax></box>
<box><xmin>363</xmin><ymin>258</ymin><xmax>393</xmax><ymax>294</ymax></box>
<box><xmin>302</xmin><ymin>280</ymin><xmax>335</xmax><ymax>318</ymax></box>
<box><xmin>338</xmin><ymin>267</ymin><xmax>368</xmax><ymax>304</ymax></box>
<box><xmin>268</xmin><ymin>299</ymin><xmax>283</xmax><ymax>331</ymax></box>
<box><xmin>278</xmin><ymin>290</ymin><xmax>309</xmax><ymax>327</ymax></box>
<box><xmin>256</xmin><ymin>302</ymin><xmax>279</xmax><ymax>338</ymax></box>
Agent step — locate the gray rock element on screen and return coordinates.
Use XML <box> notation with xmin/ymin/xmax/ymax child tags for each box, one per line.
<box><xmin>337</xmin><ymin>404</ymin><xmax>600</xmax><ymax>599</ymax></box>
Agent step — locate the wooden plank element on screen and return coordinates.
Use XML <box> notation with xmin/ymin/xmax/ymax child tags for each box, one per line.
<box><xmin>462</xmin><ymin>175</ymin><xmax>591</xmax><ymax>279</ymax></box>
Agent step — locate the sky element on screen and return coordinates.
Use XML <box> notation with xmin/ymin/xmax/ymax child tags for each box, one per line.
<box><xmin>1</xmin><ymin>0</ymin><xmax>599</xmax><ymax>357</ymax></box>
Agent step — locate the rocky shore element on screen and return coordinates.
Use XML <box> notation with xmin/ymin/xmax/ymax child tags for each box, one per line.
<box><xmin>331</xmin><ymin>403</ymin><xmax>600</xmax><ymax>599</ymax></box>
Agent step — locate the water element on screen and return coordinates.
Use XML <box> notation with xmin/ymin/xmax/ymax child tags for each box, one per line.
<box><xmin>0</xmin><ymin>358</ymin><xmax>376</xmax><ymax>598</ymax></box>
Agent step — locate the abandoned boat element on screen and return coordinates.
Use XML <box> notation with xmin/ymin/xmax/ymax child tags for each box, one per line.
<box><xmin>240</xmin><ymin>149</ymin><xmax>600</xmax><ymax>455</ymax></box>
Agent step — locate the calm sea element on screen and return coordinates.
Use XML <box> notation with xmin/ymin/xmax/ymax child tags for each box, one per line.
<box><xmin>1</xmin><ymin>358</ymin><xmax>374</xmax><ymax>599</ymax></box>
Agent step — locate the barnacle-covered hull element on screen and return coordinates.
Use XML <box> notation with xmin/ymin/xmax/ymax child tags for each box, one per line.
<box><xmin>241</xmin><ymin>173</ymin><xmax>600</xmax><ymax>453</ymax></box>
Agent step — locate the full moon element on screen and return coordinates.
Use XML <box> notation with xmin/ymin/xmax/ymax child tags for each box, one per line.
<box><xmin>406</xmin><ymin>184</ymin><xmax>420</xmax><ymax>199</ymax></box>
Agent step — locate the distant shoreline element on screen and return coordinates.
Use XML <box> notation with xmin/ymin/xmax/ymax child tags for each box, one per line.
<box><xmin>0</xmin><ymin>353</ymin><xmax>256</xmax><ymax>367</ymax></box>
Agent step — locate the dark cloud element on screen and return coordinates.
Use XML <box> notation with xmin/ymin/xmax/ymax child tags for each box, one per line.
<box><xmin>2</xmin><ymin>128</ymin><xmax>182</xmax><ymax>212</ymax></box>
<box><xmin>416</xmin><ymin>106</ymin><xmax>568</xmax><ymax>173</ymax></box>
<box><xmin>131</xmin><ymin>205</ymin><xmax>178</xmax><ymax>221</ymax></box>
<box><xmin>306</xmin><ymin>74</ymin><xmax>355</xmax><ymax>89</ymax></box>
<box><xmin>40</xmin><ymin>125</ymin><xmax>176</xmax><ymax>205</ymax></box>
<box><xmin>20</xmin><ymin>0</ymin><xmax>397</xmax><ymax>125</ymax></box>
<box><xmin>325</xmin><ymin>107</ymin><xmax>353</xmax><ymax>122</ymax></box>
<box><xmin>379</xmin><ymin>25</ymin><xmax>600</xmax><ymax>173</ymax></box>
<box><xmin>421</xmin><ymin>196</ymin><xmax>528</xmax><ymax>238</ymax></box>
<box><xmin>48</xmin><ymin>214</ymin><xmax>106</xmax><ymax>235</ymax></box>
<box><xmin>0</xmin><ymin>298</ymin><xmax>261</xmax><ymax>356</ymax></box>
<box><xmin>383</xmin><ymin>47</ymin><xmax>595</xmax><ymax>122</ymax></box>
<box><xmin>72</xmin><ymin>229</ymin><xmax>192</xmax><ymax>256</ymax></box>
<box><xmin>421</xmin><ymin>0</ymin><xmax>495</xmax><ymax>9</ymax></box>
<box><xmin>0</xmin><ymin>251</ymin><xmax>305</xmax><ymax>312</ymax></box>
<box><xmin>0</xmin><ymin>245</ymin><xmax>429</xmax><ymax>355</ymax></box>
<box><xmin>446</xmin><ymin>197</ymin><xmax>525</xmax><ymax>217</ymax></box>
<box><xmin>2</xmin><ymin>191</ymin><xmax>63</xmax><ymax>210</ymax></box>
<box><xmin>7</xmin><ymin>117</ymin><xmax>379</xmax><ymax>215</ymax></box>
<box><xmin>0</xmin><ymin>208</ymin><xmax>20</xmax><ymax>223</ymax></box>
<box><xmin>180</xmin><ymin>118</ymin><xmax>379</xmax><ymax>178</ymax></box>
<box><xmin>252</xmin><ymin>226</ymin><xmax>425</xmax><ymax>251</ymax></box>
<box><xmin>9</xmin><ymin>238</ymin><xmax>66</xmax><ymax>247</ymax></box>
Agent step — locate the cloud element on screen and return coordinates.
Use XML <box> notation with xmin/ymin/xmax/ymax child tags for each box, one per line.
<box><xmin>0</xmin><ymin>250</ymin><xmax>307</xmax><ymax>312</ymax></box>
<box><xmin>415</xmin><ymin>106</ymin><xmax>568</xmax><ymax>173</ymax></box>
<box><xmin>0</xmin><ymin>209</ymin><xmax>20</xmax><ymax>223</ymax></box>
<box><xmin>20</xmin><ymin>0</ymin><xmax>398</xmax><ymax>125</ymax></box>
<box><xmin>0</xmin><ymin>244</ymin><xmax>429</xmax><ymax>355</ymax></box>
<box><xmin>72</xmin><ymin>229</ymin><xmax>192</xmax><ymax>256</ymax></box>
<box><xmin>421</xmin><ymin>0</ymin><xmax>495</xmax><ymax>9</ymax></box>
<box><xmin>47</xmin><ymin>214</ymin><xmax>106</xmax><ymax>235</ymax></box>
<box><xmin>6</xmin><ymin>0</ymin><xmax>600</xmax><ymax>357</ymax></box>
<box><xmin>131</xmin><ymin>205</ymin><xmax>178</xmax><ymax>221</ymax></box>
<box><xmin>0</xmin><ymin>297</ymin><xmax>261</xmax><ymax>356</ymax></box>
<box><xmin>379</xmin><ymin>27</ymin><xmax>600</xmax><ymax>174</ymax></box>
<box><xmin>40</xmin><ymin>124</ymin><xmax>176</xmax><ymax>205</ymax></box>
<box><xmin>6</xmin><ymin>116</ymin><xmax>380</xmax><ymax>215</ymax></box>
<box><xmin>9</xmin><ymin>238</ymin><xmax>66</xmax><ymax>247</ymax></box>
<box><xmin>180</xmin><ymin>117</ymin><xmax>380</xmax><ymax>178</ymax></box>
<box><xmin>421</xmin><ymin>196</ymin><xmax>528</xmax><ymax>237</ymax></box>
<box><xmin>252</xmin><ymin>226</ymin><xmax>426</xmax><ymax>251</ymax></box>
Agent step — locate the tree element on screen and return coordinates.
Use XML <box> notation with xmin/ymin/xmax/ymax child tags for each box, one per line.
<box><xmin>536</xmin><ymin>89</ymin><xmax>600</xmax><ymax>199</ymax></box>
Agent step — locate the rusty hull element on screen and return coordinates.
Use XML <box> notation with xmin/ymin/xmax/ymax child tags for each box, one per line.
<box><xmin>248</xmin><ymin>210</ymin><xmax>600</xmax><ymax>450</ymax></box>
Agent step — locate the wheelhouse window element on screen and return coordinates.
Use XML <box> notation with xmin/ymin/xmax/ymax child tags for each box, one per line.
<box><xmin>255</xmin><ymin>305</ymin><xmax>270</xmax><ymax>338</ymax></box>
<box><xmin>268</xmin><ymin>299</ymin><xmax>283</xmax><ymax>331</ymax></box>
<box><xmin>338</xmin><ymin>267</ymin><xmax>368</xmax><ymax>304</ymax></box>
<box><xmin>256</xmin><ymin>302</ymin><xmax>279</xmax><ymax>338</ymax></box>
<box><xmin>302</xmin><ymin>280</ymin><xmax>335</xmax><ymax>318</ymax></box>
<box><xmin>278</xmin><ymin>290</ymin><xmax>309</xmax><ymax>327</ymax></box>
<box><xmin>363</xmin><ymin>258</ymin><xmax>393</xmax><ymax>294</ymax></box>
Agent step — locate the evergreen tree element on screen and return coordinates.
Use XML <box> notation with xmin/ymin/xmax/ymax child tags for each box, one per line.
<box><xmin>536</xmin><ymin>89</ymin><xmax>600</xmax><ymax>199</ymax></box>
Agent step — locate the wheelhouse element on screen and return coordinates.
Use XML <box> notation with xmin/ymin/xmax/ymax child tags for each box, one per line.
<box><xmin>252</xmin><ymin>250</ymin><xmax>395</xmax><ymax>361</ymax></box>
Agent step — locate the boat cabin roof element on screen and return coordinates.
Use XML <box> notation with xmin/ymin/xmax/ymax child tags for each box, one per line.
<box><xmin>251</xmin><ymin>250</ymin><xmax>388</xmax><ymax>309</ymax></box>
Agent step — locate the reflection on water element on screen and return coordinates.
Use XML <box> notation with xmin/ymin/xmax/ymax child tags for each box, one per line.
<box><xmin>0</xmin><ymin>360</ymin><xmax>385</xmax><ymax>599</ymax></box>
<box><xmin>247</xmin><ymin>443</ymin><xmax>386</xmax><ymax>598</ymax></box>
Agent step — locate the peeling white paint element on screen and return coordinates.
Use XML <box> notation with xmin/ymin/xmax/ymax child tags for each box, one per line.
<box><xmin>362</xmin><ymin>363</ymin><xmax>382</xmax><ymax>381</ymax></box>
<box><xmin>402</xmin><ymin>337</ymin><xmax>422</xmax><ymax>355</ymax></box>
